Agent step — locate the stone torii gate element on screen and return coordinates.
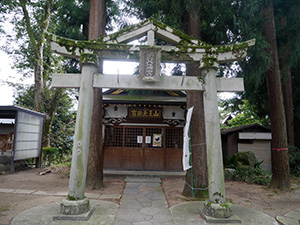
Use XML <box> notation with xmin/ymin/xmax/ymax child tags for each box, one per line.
<box><xmin>47</xmin><ymin>18</ymin><xmax>255</xmax><ymax>220</ymax></box>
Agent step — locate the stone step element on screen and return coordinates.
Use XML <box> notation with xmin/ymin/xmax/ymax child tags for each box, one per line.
<box><xmin>125</xmin><ymin>176</ymin><xmax>161</xmax><ymax>183</ymax></box>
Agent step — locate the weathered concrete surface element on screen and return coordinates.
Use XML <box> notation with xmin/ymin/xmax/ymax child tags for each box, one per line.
<box><xmin>11</xmin><ymin>200</ymin><xmax>118</xmax><ymax>225</ymax></box>
<box><xmin>171</xmin><ymin>201</ymin><xmax>279</xmax><ymax>225</ymax></box>
<box><xmin>67</xmin><ymin>63</ymin><xmax>97</xmax><ymax>201</ymax></box>
<box><xmin>52</xmin><ymin>73</ymin><xmax>244</xmax><ymax>92</ymax></box>
<box><xmin>203</xmin><ymin>66</ymin><xmax>226</xmax><ymax>206</ymax></box>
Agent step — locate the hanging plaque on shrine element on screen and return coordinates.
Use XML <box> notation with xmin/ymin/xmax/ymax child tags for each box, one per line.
<box><xmin>128</xmin><ymin>107</ymin><xmax>162</xmax><ymax>120</ymax></box>
<box><xmin>139</xmin><ymin>47</ymin><xmax>161</xmax><ymax>82</ymax></box>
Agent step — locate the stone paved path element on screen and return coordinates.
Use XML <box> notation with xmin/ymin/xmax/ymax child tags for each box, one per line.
<box><xmin>113</xmin><ymin>177</ymin><xmax>175</xmax><ymax>225</ymax></box>
<box><xmin>276</xmin><ymin>189</ymin><xmax>300</xmax><ymax>225</ymax></box>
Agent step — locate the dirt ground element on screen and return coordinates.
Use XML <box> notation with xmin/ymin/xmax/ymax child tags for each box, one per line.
<box><xmin>0</xmin><ymin>167</ymin><xmax>125</xmax><ymax>225</ymax></box>
<box><xmin>162</xmin><ymin>177</ymin><xmax>300</xmax><ymax>218</ymax></box>
<box><xmin>1</xmin><ymin>168</ymin><xmax>300</xmax><ymax>225</ymax></box>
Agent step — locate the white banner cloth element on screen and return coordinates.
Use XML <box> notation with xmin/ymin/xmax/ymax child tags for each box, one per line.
<box><xmin>182</xmin><ymin>106</ymin><xmax>194</xmax><ymax>171</ymax></box>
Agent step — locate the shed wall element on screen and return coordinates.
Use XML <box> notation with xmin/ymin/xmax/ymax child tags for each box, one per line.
<box><xmin>14</xmin><ymin>111</ymin><xmax>43</xmax><ymax>161</ymax></box>
<box><xmin>238</xmin><ymin>140</ymin><xmax>272</xmax><ymax>171</ymax></box>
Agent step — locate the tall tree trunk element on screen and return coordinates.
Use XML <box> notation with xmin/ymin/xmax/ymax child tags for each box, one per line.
<box><xmin>86</xmin><ymin>0</ymin><xmax>106</xmax><ymax>189</ymax></box>
<box><xmin>280</xmin><ymin>53</ymin><xmax>294</xmax><ymax>147</ymax></box>
<box><xmin>261</xmin><ymin>0</ymin><xmax>290</xmax><ymax>190</ymax></box>
<box><xmin>182</xmin><ymin>9</ymin><xmax>208</xmax><ymax>198</ymax></box>
<box><xmin>34</xmin><ymin>51</ymin><xmax>44</xmax><ymax>112</ymax></box>
<box><xmin>278</xmin><ymin>15</ymin><xmax>295</xmax><ymax>147</ymax></box>
<box><xmin>19</xmin><ymin>0</ymin><xmax>52</xmax><ymax>112</ymax></box>
<box><xmin>278</xmin><ymin>14</ymin><xmax>294</xmax><ymax>147</ymax></box>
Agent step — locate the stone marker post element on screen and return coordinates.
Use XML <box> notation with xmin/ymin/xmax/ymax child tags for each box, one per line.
<box><xmin>201</xmin><ymin>60</ymin><xmax>231</xmax><ymax>218</ymax></box>
<box><xmin>60</xmin><ymin>62</ymin><xmax>97</xmax><ymax>215</ymax></box>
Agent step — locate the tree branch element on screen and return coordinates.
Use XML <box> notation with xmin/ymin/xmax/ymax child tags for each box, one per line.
<box><xmin>37</xmin><ymin>0</ymin><xmax>52</xmax><ymax>48</ymax></box>
<box><xmin>19</xmin><ymin>0</ymin><xmax>37</xmax><ymax>52</ymax></box>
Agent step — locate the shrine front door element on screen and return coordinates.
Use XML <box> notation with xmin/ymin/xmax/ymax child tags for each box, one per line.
<box><xmin>104</xmin><ymin>126</ymin><xmax>183</xmax><ymax>171</ymax></box>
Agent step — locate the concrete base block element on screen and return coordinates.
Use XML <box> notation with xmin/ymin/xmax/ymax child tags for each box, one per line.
<box><xmin>201</xmin><ymin>201</ymin><xmax>241</xmax><ymax>223</ymax></box>
<box><xmin>203</xmin><ymin>201</ymin><xmax>232</xmax><ymax>218</ymax></box>
<box><xmin>60</xmin><ymin>197</ymin><xmax>90</xmax><ymax>215</ymax></box>
<box><xmin>53</xmin><ymin>205</ymin><xmax>95</xmax><ymax>221</ymax></box>
<box><xmin>200</xmin><ymin>211</ymin><xmax>241</xmax><ymax>223</ymax></box>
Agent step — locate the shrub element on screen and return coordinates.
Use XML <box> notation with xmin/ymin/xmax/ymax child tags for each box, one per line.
<box><xmin>42</xmin><ymin>147</ymin><xmax>71</xmax><ymax>166</ymax></box>
<box><xmin>289</xmin><ymin>146</ymin><xmax>300</xmax><ymax>177</ymax></box>
<box><xmin>225</xmin><ymin>152</ymin><xmax>271</xmax><ymax>185</ymax></box>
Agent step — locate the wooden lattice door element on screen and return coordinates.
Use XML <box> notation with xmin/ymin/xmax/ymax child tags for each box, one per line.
<box><xmin>104</xmin><ymin>126</ymin><xmax>183</xmax><ymax>171</ymax></box>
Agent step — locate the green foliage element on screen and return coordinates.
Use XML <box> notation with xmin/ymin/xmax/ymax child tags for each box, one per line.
<box><xmin>50</xmin><ymin>102</ymin><xmax>76</xmax><ymax>155</ymax></box>
<box><xmin>51</xmin><ymin>0</ymin><xmax>89</xmax><ymax>40</ymax></box>
<box><xmin>226</xmin><ymin>153</ymin><xmax>272</xmax><ymax>185</ymax></box>
<box><xmin>43</xmin><ymin>146</ymin><xmax>72</xmax><ymax>166</ymax></box>
<box><xmin>289</xmin><ymin>146</ymin><xmax>300</xmax><ymax>177</ymax></box>
<box><xmin>42</xmin><ymin>147</ymin><xmax>59</xmax><ymax>166</ymax></box>
<box><xmin>220</xmin><ymin>99</ymin><xmax>270</xmax><ymax>129</ymax></box>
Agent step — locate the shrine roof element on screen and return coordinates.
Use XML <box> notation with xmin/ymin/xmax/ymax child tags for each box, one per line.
<box><xmin>104</xmin><ymin>89</ymin><xmax>186</xmax><ymax>97</ymax></box>
<box><xmin>103</xmin><ymin>89</ymin><xmax>186</xmax><ymax>105</ymax></box>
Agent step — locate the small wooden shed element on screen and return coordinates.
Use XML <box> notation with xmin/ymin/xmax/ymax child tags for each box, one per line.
<box><xmin>221</xmin><ymin>124</ymin><xmax>272</xmax><ymax>171</ymax></box>
<box><xmin>0</xmin><ymin>106</ymin><xmax>44</xmax><ymax>172</ymax></box>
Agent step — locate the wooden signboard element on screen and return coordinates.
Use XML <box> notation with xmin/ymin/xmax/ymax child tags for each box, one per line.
<box><xmin>128</xmin><ymin>107</ymin><xmax>162</xmax><ymax>120</ymax></box>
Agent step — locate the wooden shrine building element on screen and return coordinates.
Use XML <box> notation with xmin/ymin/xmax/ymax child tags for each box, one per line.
<box><xmin>103</xmin><ymin>89</ymin><xmax>186</xmax><ymax>171</ymax></box>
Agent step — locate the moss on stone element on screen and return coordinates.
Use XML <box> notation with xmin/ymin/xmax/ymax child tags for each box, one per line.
<box><xmin>67</xmin><ymin>194</ymin><xmax>76</xmax><ymax>201</ymax></box>
<box><xmin>195</xmin><ymin>189</ymin><xmax>209</xmax><ymax>199</ymax></box>
<box><xmin>220</xmin><ymin>202</ymin><xmax>231</xmax><ymax>209</ymax></box>
<box><xmin>202</xmin><ymin>57</ymin><xmax>218</xmax><ymax>67</ymax></box>
<box><xmin>45</xmin><ymin>19</ymin><xmax>254</xmax><ymax>64</ymax></box>
<box><xmin>79</xmin><ymin>53</ymin><xmax>98</xmax><ymax>65</ymax></box>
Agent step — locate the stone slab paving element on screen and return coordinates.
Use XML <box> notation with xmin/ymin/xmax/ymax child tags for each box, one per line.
<box><xmin>276</xmin><ymin>208</ymin><xmax>300</xmax><ymax>225</ymax></box>
<box><xmin>113</xmin><ymin>176</ymin><xmax>175</xmax><ymax>225</ymax></box>
<box><xmin>276</xmin><ymin>190</ymin><xmax>300</xmax><ymax>224</ymax></box>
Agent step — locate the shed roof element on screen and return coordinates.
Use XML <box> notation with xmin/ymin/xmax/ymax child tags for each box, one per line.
<box><xmin>221</xmin><ymin>123</ymin><xmax>270</xmax><ymax>135</ymax></box>
<box><xmin>0</xmin><ymin>106</ymin><xmax>45</xmax><ymax>119</ymax></box>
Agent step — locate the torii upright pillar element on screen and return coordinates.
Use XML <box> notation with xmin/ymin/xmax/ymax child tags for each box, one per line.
<box><xmin>200</xmin><ymin>59</ymin><xmax>236</xmax><ymax>220</ymax></box>
<box><xmin>60</xmin><ymin>62</ymin><xmax>97</xmax><ymax>217</ymax></box>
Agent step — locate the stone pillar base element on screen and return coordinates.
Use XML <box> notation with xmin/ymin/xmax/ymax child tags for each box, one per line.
<box><xmin>203</xmin><ymin>201</ymin><xmax>232</xmax><ymax>218</ymax></box>
<box><xmin>60</xmin><ymin>197</ymin><xmax>90</xmax><ymax>215</ymax></box>
<box><xmin>200</xmin><ymin>201</ymin><xmax>241</xmax><ymax>223</ymax></box>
